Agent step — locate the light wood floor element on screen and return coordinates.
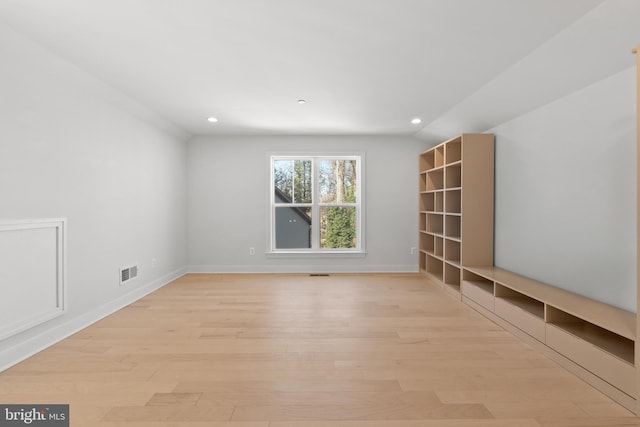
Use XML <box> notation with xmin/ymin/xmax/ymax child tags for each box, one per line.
<box><xmin>1</xmin><ymin>273</ymin><xmax>639</xmax><ymax>426</ymax></box>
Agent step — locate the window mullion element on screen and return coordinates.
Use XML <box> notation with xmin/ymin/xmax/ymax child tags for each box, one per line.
<box><xmin>311</xmin><ymin>157</ymin><xmax>320</xmax><ymax>250</ymax></box>
<box><xmin>290</xmin><ymin>160</ymin><xmax>295</xmax><ymax>205</ymax></box>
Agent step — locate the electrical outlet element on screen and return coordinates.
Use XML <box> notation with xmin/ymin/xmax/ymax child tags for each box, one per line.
<box><xmin>410</xmin><ymin>247</ymin><xmax>417</xmax><ymax>255</ymax></box>
<box><xmin>249</xmin><ymin>247</ymin><xmax>255</xmax><ymax>256</ymax></box>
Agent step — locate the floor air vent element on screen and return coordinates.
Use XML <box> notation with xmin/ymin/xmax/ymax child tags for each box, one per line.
<box><xmin>309</xmin><ymin>273</ymin><xmax>330</xmax><ymax>277</ymax></box>
<box><xmin>120</xmin><ymin>264</ymin><xmax>138</xmax><ymax>285</ymax></box>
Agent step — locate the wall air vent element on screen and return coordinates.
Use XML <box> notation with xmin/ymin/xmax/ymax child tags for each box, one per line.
<box><xmin>120</xmin><ymin>264</ymin><xmax>138</xmax><ymax>285</ymax></box>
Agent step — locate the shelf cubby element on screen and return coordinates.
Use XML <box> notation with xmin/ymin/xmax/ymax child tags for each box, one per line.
<box><xmin>421</xmin><ymin>232</ymin><xmax>434</xmax><ymax>255</ymax></box>
<box><xmin>445</xmin><ymin>137</ymin><xmax>462</xmax><ymax>164</ymax></box>
<box><xmin>435</xmin><ymin>145</ymin><xmax>445</xmax><ymax>168</ymax></box>
<box><xmin>425</xmin><ymin>254</ymin><xmax>443</xmax><ymax>282</ymax></box>
<box><xmin>426</xmin><ymin>214</ymin><xmax>444</xmax><ymax>235</ymax></box>
<box><xmin>445</xmin><ymin>189</ymin><xmax>461</xmax><ymax>214</ymax></box>
<box><xmin>461</xmin><ymin>269</ymin><xmax>494</xmax><ymax>312</ymax></box>
<box><xmin>546</xmin><ymin>306</ymin><xmax>635</xmax><ymax>397</ymax></box>
<box><xmin>419</xmin><ymin>172</ymin><xmax>427</xmax><ymax>192</ymax></box>
<box><xmin>421</xmin><ymin>192</ymin><xmax>434</xmax><ymax>212</ymax></box>
<box><xmin>444</xmin><ymin>215</ymin><xmax>461</xmax><ymax>240</ymax></box>
<box><xmin>434</xmin><ymin>236</ymin><xmax>444</xmax><ymax>258</ymax></box>
<box><xmin>546</xmin><ymin>306</ymin><xmax>634</xmax><ymax>365</ymax></box>
<box><xmin>444</xmin><ymin>239</ymin><xmax>460</xmax><ymax>264</ymax></box>
<box><xmin>494</xmin><ymin>283</ymin><xmax>545</xmax><ymax>342</ymax></box>
<box><xmin>445</xmin><ymin>163</ymin><xmax>462</xmax><ymax>188</ymax></box>
<box><xmin>443</xmin><ymin>262</ymin><xmax>461</xmax><ymax>293</ymax></box>
<box><xmin>435</xmin><ymin>191</ymin><xmax>444</xmax><ymax>212</ymax></box>
<box><xmin>426</xmin><ymin>169</ymin><xmax>444</xmax><ymax>191</ymax></box>
<box><xmin>495</xmin><ymin>284</ymin><xmax>544</xmax><ymax>319</ymax></box>
<box><xmin>419</xmin><ymin>212</ymin><xmax>426</xmax><ymax>232</ymax></box>
<box><xmin>420</xmin><ymin>151</ymin><xmax>435</xmax><ymax>171</ymax></box>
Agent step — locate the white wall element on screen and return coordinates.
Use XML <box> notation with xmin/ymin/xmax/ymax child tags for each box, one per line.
<box><xmin>187</xmin><ymin>135</ymin><xmax>423</xmax><ymax>273</ymax></box>
<box><xmin>0</xmin><ymin>24</ymin><xmax>188</xmax><ymax>369</ymax></box>
<box><xmin>489</xmin><ymin>66</ymin><xmax>636</xmax><ymax>311</ymax></box>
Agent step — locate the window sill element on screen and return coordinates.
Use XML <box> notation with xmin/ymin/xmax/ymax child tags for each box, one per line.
<box><xmin>265</xmin><ymin>251</ymin><xmax>367</xmax><ymax>258</ymax></box>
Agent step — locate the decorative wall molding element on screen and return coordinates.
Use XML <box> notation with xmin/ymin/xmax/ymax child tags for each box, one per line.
<box><xmin>0</xmin><ymin>219</ymin><xmax>66</xmax><ymax>341</ymax></box>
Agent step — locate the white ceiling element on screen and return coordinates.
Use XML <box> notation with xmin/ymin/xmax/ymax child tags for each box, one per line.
<box><xmin>0</xmin><ymin>0</ymin><xmax>638</xmax><ymax>141</ymax></box>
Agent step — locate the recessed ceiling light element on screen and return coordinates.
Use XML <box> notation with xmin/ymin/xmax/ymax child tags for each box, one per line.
<box><xmin>297</xmin><ymin>99</ymin><xmax>307</xmax><ymax>104</ymax></box>
<box><xmin>411</xmin><ymin>118</ymin><xmax>422</xmax><ymax>124</ymax></box>
<box><xmin>207</xmin><ymin>117</ymin><xmax>218</xmax><ymax>123</ymax></box>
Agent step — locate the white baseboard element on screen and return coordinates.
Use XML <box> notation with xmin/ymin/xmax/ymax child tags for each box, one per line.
<box><xmin>0</xmin><ymin>267</ymin><xmax>187</xmax><ymax>373</ymax></box>
<box><xmin>187</xmin><ymin>264</ymin><xmax>418</xmax><ymax>274</ymax></box>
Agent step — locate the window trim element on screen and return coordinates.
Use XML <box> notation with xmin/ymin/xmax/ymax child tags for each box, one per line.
<box><xmin>268</xmin><ymin>152</ymin><xmax>365</xmax><ymax>254</ymax></box>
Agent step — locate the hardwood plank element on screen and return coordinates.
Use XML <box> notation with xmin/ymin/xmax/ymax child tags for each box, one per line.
<box><xmin>103</xmin><ymin>405</ymin><xmax>234</xmax><ymax>422</ymax></box>
<box><xmin>173</xmin><ymin>379</ymin><xmax>403</xmax><ymax>394</ymax></box>
<box><xmin>95</xmin><ymin>423</ymin><xmax>267</xmax><ymax>427</ymax></box>
<box><xmin>94</xmin><ymin>423</ymin><xmax>267</xmax><ymax>427</ymax></box>
<box><xmin>576</xmin><ymin>402</ymin><xmax>637</xmax><ymax>418</ymax></box>
<box><xmin>268</xmin><ymin>421</ymin><xmax>541</xmax><ymax>427</ymax></box>
<box><xmin>230</xmin><ymin>402</ymin><xmax>493</xmax><ymax>421</ymax></box>
<box><xmin>484</xmin><ymin>401</ymin><xmax>589</xmax><ymax>418</ymax></box>
<box><xmin>151</xmin><ymin>367</ymin><xmax>366</xmax><ymax>382</ymax></box>
<box><xmin>196</xmin><ymin>390</ymin><xmax>440</xmax><ymax>407</ymax></box>
<box><xmin>536</xmin><ymin>418</ymin><xmax>640</xmax><ymax>427</ymax></box>
<box><xmin>145</xmin><ymin>392</ymin><xmax>202</xmax><ymax>406</ymax></box>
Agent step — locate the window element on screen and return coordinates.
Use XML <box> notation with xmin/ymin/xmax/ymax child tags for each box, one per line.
<box><xmin>270</xmin><ymin>155</ymin><xmax>363</xmax><ymax>253</ymax></box>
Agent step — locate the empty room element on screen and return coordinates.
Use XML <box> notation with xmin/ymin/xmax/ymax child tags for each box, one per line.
<box><xmin>1</xmin><ymin>0</ymin><xmax>640</xmax><ymax>425</ymax></box>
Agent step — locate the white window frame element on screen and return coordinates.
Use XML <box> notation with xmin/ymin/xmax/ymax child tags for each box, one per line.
<box><xmin>269</xmin><ymin>153</ymin><xmax>364</xmax><ymax>254</ymax></box>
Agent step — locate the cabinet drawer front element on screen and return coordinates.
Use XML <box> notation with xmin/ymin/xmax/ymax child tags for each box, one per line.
<box><xmin>494</xmin><ymin>298</ymin><xmax>545</xmax><ymax>342</ymax></box>
<box><xmin>546</xmin><ymin>324</ymin><xmax>635</xmax><ymax>397</ymax></box>
<box><xmin>461</xmin><ymin>281</ymin><xmax>494</xmax><ymax>312</ymax></box>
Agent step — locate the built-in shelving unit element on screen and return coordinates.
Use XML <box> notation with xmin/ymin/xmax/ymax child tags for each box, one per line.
<box><xmin>419</xmin><ymin>134</ymin><xmax>494</xmax><ymax>296</ymax></box>
<box><xmin>460</xmin><ymin>265</ymin><xmax>636</xmax><ymax>411</ymax></box>
<box><xmin>419</xmin><ymin>125</ymin><xmax>640</xmax><ymax>413</ymax></box>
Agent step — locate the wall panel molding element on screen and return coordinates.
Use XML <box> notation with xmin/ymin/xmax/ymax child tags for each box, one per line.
<box><xmin>0</xmin><ymin>218</ymin><xmax>66</xmax><ymax>341</ymax></box>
